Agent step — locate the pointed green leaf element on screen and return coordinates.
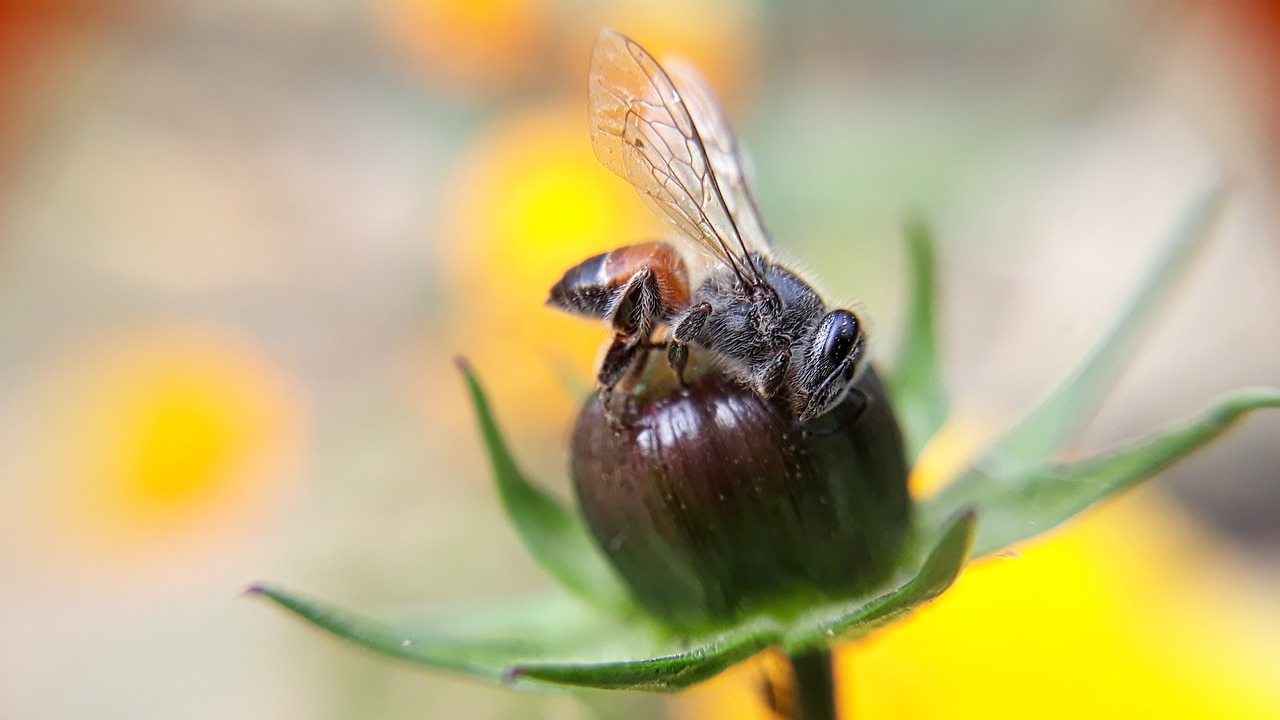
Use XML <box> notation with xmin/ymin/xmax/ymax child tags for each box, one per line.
<box><xmin>250</xmin><ymin>584</ymin><xmax>665</xmax><ymax>683</ymax></box>
<box><xmin>888</xmin><ymin>218</ymin><xmax>949</xmax><ymax>461</ymax></box>
<box><xmin>782</xmin><ymin>509</ymin><xmax>976</xmax><ymax>652</ymax></box>
<box><xmin>926</xmin><ymin>389</ymin><xmax>1280</xmax><ymax>558</ymax></box>
<box><xmin>979</xmin><ymin>189</ymin><xmax>1226</xmax><ymax>478</ymax></box>
<box><xmin>458</xmin><ymin>360</ymin><xmax>633</xmax><ymax>612</ymax></box>
<box><xmin>249</xmin><ymin>582</ymin><xmax>778</xmax><ymax>691</ymax></box>
<box><xmin>250</xmin><ymin>583</ymin><xmax>519</xmax><ymax>681</ymax></box>
<box><xmin>512</xmin><ymin>620</ymin><xmax>779</xmax><ymax>691</ymax></box>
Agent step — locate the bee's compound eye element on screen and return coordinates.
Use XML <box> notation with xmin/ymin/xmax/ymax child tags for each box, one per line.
<box><xmin>819</xmin><ymin>310</ymin><xmax>861</xmax><ymax>363</ymax></box>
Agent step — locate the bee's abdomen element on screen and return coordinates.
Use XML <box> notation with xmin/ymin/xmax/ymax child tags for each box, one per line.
<box><xmin>547</xmin><ymin>241</ymin><xmax>690</xmax><ymax>321</ymax></box>
<box><xmin>548</xmin><ymin>251</ymin><xmax>615</xmax><ymax>317</ymax></box>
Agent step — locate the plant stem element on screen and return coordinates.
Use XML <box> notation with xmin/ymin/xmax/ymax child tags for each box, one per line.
<box><xmin>789</xmin><ymin>648</ymin><xmax>838</xmax><ymax>720</ymax></box>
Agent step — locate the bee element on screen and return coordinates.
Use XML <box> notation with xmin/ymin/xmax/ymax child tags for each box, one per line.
<box><xmin>548</xmin><ymin>29</ymin><xmax>868</xmax><ymax>422</ymax></box>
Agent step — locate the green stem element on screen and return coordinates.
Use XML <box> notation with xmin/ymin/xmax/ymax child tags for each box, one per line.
<box><xmin>789</xmin><ymin>648</ymin><xmax>838</xmax><ymax>720</ymax></box>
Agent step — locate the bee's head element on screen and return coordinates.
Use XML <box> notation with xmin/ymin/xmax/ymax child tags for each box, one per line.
<box><xmin>796</xmin><ymin>309</ymin><xmax>866</xmax><ymax>421</ymax></box>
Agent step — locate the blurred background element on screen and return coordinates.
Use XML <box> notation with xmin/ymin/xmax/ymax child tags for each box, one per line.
<box><xmin>1</xmin><ymin>0</ymin><xmax>1278</xmax><ymax>718</ymax></box>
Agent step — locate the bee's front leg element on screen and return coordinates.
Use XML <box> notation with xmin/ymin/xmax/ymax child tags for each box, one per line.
<box><xmin>753</xmin><ymin>347</ymin><xmax>791</xmax><ymax>398</ymax></box>
<box><xmin>798</xmin><ymin>388</ymin><xmax>870</xmax><ymax>437</ymax></box>
<box><xmin>668</xmin><ymin>302</ymin><xmax>712</xmax><ymax>385</ymax></box>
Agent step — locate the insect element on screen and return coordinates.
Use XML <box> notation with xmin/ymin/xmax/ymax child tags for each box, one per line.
<box><xmin>547</xmin><ymin>29</ymin><xmax>868</xmax><ymax>422</ymax></box>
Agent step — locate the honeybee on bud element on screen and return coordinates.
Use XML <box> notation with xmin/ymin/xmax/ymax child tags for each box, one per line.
<box><xmin>548</xmin><ymin>30</ymin><xmax>868</xmax><ymax>422</ymax></box>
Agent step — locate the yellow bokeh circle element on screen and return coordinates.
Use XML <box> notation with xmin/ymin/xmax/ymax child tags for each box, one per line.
<box><xmin>440</xmin><ymin>103</ymin><xmax>662</xmax><ymax>423</ymax></box>
<box><xmin>29</xmin><ymin>327</ymin><xmax>305</xmax><ymax>567</ymax></box>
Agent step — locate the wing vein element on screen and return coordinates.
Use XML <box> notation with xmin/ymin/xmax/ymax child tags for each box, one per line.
<box><xmin>589</xmin><ymin>30</ymin><xmax>773</xmax><ymax>290</ymax></box>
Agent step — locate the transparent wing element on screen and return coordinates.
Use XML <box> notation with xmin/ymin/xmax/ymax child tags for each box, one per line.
<box><xmin>664</xmin><ymin>57</ymin><xmax>773</xmax><ymax>257</ymax></box>
<box><xmin>589</xmin><ymin>29</ymin><xmax>765</xmax><ymax>286</ymax></box>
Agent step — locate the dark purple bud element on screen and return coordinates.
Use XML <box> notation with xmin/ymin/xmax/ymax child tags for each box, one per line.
<box><xmin>571</xmin><ymin>362</ymin><xmax>911</xmax><ymax>629</ymax></box>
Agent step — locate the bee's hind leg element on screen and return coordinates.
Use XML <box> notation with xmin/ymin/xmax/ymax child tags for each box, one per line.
<box><xmin>595</xmin><ymin>334</ymin><xmax>638</xmax><ymax>429</ymax></box>
<box><xmin>607</xmin><ymin>267</ymin><xmax>662</xmax><ymax>339</ymax></box>
<box><xmin>597</xmin><ymin>332</ymin><xmax>640</xmax><ymax>390</ymax></box>
<box><xmin>594</xmin><ymin>269</ymin><xmax>664</xmax><ymax>423</ymax></box>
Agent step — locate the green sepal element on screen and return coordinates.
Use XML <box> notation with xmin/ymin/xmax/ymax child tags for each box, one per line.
<box><xmin>249</xmin><ymin>580</ymin><xmax>774</xmax><ymax>692</ymax></box>
<box><xmin>924</xmin><ymin>389</ymin><xmax>1280</xmax><ymax>558</ymax></box>
<box><xmin>249</xmin><ymin>583</ymin><xmax>515</xmax><ymax>681</ymax></box>
<box><xmin>979</xmin><ymin>189</ymin><xmax>1227</xmax><ymax>478</ymax></box>
<box><xmin>458</xmin><ymin>359</ymin><xmax>634</xmax><ymax>613</ymax></box>
<box><xmin>249</xmin><ymin>583</ymin><xmax>670</xmax><ymax>686</ymax></box>
<box><xmin>887</xmin><ymin>217</ymin><xmax>950</xmax><ymax>462</ymax></box>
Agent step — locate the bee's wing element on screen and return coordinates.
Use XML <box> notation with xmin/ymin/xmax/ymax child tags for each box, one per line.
<box><xmin>589</xmin><ymin>29</ymin><xmax>766</xmax><ymax>286</ymax></box>
<box><xmin>664</xmin><ymin>57</ymin><xmax>773</xmax><ymax>258</ymax></box>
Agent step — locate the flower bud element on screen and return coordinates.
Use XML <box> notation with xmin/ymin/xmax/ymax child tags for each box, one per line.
<box><xmin>570</xmin><ymin>360</ymin><xmax>911</xmax><ymax>628</ymax></box>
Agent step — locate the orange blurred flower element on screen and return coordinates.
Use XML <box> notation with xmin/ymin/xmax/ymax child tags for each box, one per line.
<box><xmin>0</xmin><ymin>0</ymin><xmax>126</xmax><ymax>193</ymax></box>
<box><xmin>374</xmin><ymin>0</ymin><xmax>551</xmax><ymax>94</ymax></box>
<box><xmin>592</xmin><ymin>0</ymin><xmax>761</xmax><ymax>106</ymax></box>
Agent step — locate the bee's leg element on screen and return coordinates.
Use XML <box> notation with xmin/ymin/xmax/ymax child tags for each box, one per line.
<box><xmin>595</xmin><ymin>268</ymin><xmax>662</xmax><ymax>420</ymax></box>
<box><xmin>667</xmin><ymin>343</ymin><xmax>688</xmax><ymax>386</ymax></box>
<box><xmin>621</xmin><ymin>340</ymin><xmax>660</xmax><ymax>388</ymax></box>
<box><xmin>597</xmin><ymin>332</ymin><xmax>640</xmax><ymax>390</ymax></box>
<box><xmin>754</xmin><ymin>348</ymin><xmax>791</xmax><ymax>398</ymax></box>
<box><xmin>800</xmin><ymin>389</ymin><xmax>870</xmax><ymax>437</ymax></box>
<box><xmin>668</xmin><ymin>302</ymin><xmax>712</xmax><ymax>385</ymax></box>
<box><xmin>607</xmin><ymin>267</ymin><xmax>661</xmax><ymax>340</ymax></box>
<box><xmin>596</xmin><ymin>333</ymin><xmax>641</xmax><ymax>428</ymax></box>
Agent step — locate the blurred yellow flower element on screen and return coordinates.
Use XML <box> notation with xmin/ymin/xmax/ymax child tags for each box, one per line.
<box><xmin>21</xmin><ymin>328</ymin><xmax>305</xmax><ymax>573</ymax></box>
<box><xmin>374</xmin><ymin>0</ymin><xmax>551</xmax><ymax>93</ymax></box>
<box><xmin>840</xmin><ymin>495</ymin><xmax>1280</xmax><ymax>720</ymax></box>
<box><xmin>440</xmin><ymin>103</ymin><xmax>661</xmax><ymax>424</ymax></box>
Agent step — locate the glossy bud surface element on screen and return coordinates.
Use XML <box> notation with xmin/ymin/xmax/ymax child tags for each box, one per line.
<box><xmin>571</xmin><ymin>361</ymin><xmax>911</xmax><ymax>628</ymax></box>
